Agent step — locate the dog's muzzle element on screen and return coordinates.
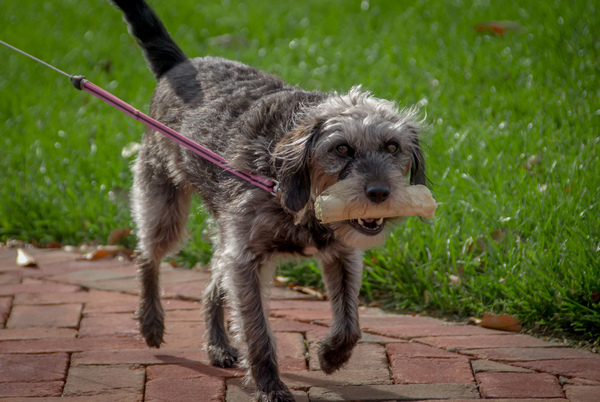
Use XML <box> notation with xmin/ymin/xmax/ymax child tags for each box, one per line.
<box><xmin>349</xmin><ymin>217</ymin><xmax>386</xmax><ymax>235</ymax></box>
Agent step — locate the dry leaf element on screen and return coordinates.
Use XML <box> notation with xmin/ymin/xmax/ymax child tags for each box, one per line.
<box><xmin>81</xmin><ymin>245</ymin><xmax>125</xmax><ymax>260</ymax></box>
<box><xmin>472</xmin><ymin>312</ymin><xmax>522</xmax><ymax>332</ymax></box>
<box><xmin>449</xmin><ymin>274</ymin><xmax>461</xmax><ymax>286</ymax></box>
<box><xmin>466</xmin><ymin>228</ymin><xmax>512</xmax><ymax>255</ymax></box>
<box><xmin>16</xmin><ymin>248</ymin><xmax>38</xmax><ymax>268</ymax></box>
<box><xmin>474</xmin><ymin>21</ymin><xmax>524</xmax><ymax>36</ymax></box>
<box><xmin>291</xmin><ymin>285</ymin><xmax>327</xmax><ymax>300</ymax></box>
<box><xmin>274</xmin><ymin>276</ymin><xmax>290</xmax><ymax>287</ymax></box>
<box><xmin>107</xmin><ymin>228</ymin><xmax>131</xmax><ymax>245</ymax></box>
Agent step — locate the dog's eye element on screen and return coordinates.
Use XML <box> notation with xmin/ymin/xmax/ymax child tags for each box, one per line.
<box><xmin>335</xmin><ymin>144</ymin><xmax>353</xmax><ymax>157</ymax></box>
<box><xmin>385</xmin><ymin>142</ymin><xmax>400</xmax><ymax>154</ymax></box>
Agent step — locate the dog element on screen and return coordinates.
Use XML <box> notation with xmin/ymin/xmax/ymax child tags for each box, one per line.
<box><xmin>112</xmin><ymin>0</ymin><xmax>427</xmax><ymax>400</ymax></box>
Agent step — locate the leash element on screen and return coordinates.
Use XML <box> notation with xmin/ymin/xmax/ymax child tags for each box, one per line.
<box><xmin>0</xmin><ymin>40</ymin><xmax>279</xmax><ymax>196</ymax></box>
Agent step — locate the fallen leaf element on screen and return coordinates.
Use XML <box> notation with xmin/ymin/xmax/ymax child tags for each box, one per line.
<box><xmin>32</xmin><ymin>239</ymin><xmax>58</xmax><ymax>249</ymax></box>
<box><xmin>291</xmin><ymin>285</ymin><xmax>327</xmax><ymax>300</ymax></box>
<box><xmin>473</xmin><ymin>21</ymin><xmax>524</xmax><ymax>36</ymax></box>
<box><xmin>472</xmin><ymin>312</ymin><xmax>522</xmax><ymax>332</ymax></box>
<box><xmin>466</xmin><ymin>228</ymin><xmax>513</xmax><ymax>255</ymax></box>
<box><xmin>107</xmin><ymin>228</ymin><xmax>131</xmax><ymax>245</ymax></box>
<box><xmin>81</xmin><ymin>245</ymin><xmax>125</xmax><ymax>260</ymax></box>
<box><xmin>474</xmin><ymin>22</ymin><xmax>504</xmax><ymax>35</ymax></box>
<box><xmin>16</xmin><ymin>248</ymin><xmax>38</xmax><ymax>268</ymax></box>
<box><xmin>274</xmin><ymin>276</ymin><xmax>290</xmax><ymax>287</ymax></box>
<box><xmin>449</xmin><ymin>274</ymin><xmax>461</xmax><ymax>286</ymax></box>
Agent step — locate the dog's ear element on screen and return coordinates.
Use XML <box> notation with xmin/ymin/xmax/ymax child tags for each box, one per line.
<box><xmin>276</xmin><ymin>122</ymin><xmax>321</xmax><ymax>213</ymax></box>
<box><xmin>409</xmin><ymin>137</ymin><xmax>428</xmax><ymax>186</ymax></box>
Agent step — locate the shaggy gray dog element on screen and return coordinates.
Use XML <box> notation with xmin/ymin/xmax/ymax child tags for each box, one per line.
<box><xmin>113</xmin><ymin>0</ymin><xmax>427</xmax><ymax>400</ymax></box>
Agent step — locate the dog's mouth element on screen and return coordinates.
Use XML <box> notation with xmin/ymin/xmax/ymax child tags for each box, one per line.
<box><xmin>349</xmin><ymin>218</ymin><xmax>386</xmax><ymax>236</ymax></box>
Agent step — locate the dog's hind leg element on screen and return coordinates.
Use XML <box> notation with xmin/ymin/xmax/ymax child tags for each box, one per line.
<box><xmin>131</xmin><ymin>154</ymin><xmax>192</xmax><ymax>347</ymax></box>
<box><xmin>203</xmin><ymin>263</ymin><xmax>239</xmax><ymax>367</ymax></box>
<box><xmin>317</xmin><ymin>248</ymin><xmax>364</xmax><ymax>374</ymax></box>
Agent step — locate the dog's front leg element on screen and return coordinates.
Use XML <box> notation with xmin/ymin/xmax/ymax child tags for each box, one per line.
<box><xmin>221</xmin><ymin>251</ymin><xmax>294</xmax><ymax>402</ymax></box>
<box><xmin>317</xmin><ymin>247</ymin><xmax>364</xmax><ymax>374</ymax></box>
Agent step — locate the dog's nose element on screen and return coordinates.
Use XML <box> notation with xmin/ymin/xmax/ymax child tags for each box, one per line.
<box><xmin>365</xmin><ymin>183</ymin><xmax>390</xmax><ymax>204</ymax></box>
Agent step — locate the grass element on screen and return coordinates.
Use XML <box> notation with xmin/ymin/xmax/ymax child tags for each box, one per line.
<box><xmin>1</xmin><ymin>0</ymin><xmax>599</xmax><ymax>344</ymax></box>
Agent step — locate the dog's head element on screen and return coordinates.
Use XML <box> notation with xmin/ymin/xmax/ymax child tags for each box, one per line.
<box><xmin>275</xmin><ymin>87</ymin><xmax>427</xmax><ymax>249</ymax></box>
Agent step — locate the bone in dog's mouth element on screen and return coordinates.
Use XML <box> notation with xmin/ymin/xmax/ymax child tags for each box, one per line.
<box><xmin>350</xmin><ymin>217</ymin><xmax>386</xmax><ymax>235</ymax></box>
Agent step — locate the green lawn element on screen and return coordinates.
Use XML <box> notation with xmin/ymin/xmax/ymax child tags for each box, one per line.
<box><xmin>1</xmin><ymin>0</ymin><xmax>598</xmax><ymax>344</ymax></box>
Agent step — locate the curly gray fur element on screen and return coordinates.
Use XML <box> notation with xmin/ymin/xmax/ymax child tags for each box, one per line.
<box><xmin>112</xmin><ymin>0</ymin><xmax>428</xmax><ymax>401</ymax></box>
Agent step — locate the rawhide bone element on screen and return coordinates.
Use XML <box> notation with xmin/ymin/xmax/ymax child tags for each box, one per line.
<box><xmin>315</xmin><ymin>184</ymin><xmax>437</xmax><ymax>224</ymax></box>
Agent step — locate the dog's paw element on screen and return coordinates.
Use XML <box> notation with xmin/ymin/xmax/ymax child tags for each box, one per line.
<box><xmin>208</xmin><ymin>344</ymin><xmax>239</xmax><ymax>368</ymax></box>
<box><xmin>255</xmin><ymin>387</ymin><xmax>295</xmax><ymax>402</ymax></box>
<box><xmin>139</xmin><ymin>320</ymin><xmax>164</xmax><ymax>348</ymax></box>
<box><xmin>137</xmin><ymin>307</ymin><xmax>165</xmax><ymax>348</ymax></box>
<box><xmin>317</xmin><ymin>340</ymin><xmax>354</xmax><ymax>374</ymax></box>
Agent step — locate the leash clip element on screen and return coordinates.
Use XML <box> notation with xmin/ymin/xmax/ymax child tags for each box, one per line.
<box><xmin>71</xmin><ymin>75</ymin><xmax>87</xmax><ymax>90</ymax></box>
<box><xmin>270</xmin><ymin>180</ymin><xmax>281</xmax><ymax>197</ymax></box>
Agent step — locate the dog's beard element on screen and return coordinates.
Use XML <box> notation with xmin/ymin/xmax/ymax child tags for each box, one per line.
<box><xmin>330</xmin><ymin>221</ymin><xmax>388</xmax><ymax>249</ymax></box>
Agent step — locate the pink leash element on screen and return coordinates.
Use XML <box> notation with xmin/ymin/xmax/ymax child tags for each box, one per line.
<box><xmin>0</xmin><ymin>40</ymin><xmax>278</xmax><ymax>195</ymax></box>
<box><xmin>72</xmin><ymin>77</ymin><xmax>278</xmax><ymax>194</ymax></box>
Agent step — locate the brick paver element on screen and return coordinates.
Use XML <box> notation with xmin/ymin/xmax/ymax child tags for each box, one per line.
<box><xmin>226</xmin><ymin>378</ymin><xmax>309</xmax><ymax>402</ymax></box>
<box><xmin>391</xmin><ymin>357</ymin><xmax>475</xmax><ymax>384</ymax></box>
<box><xmin>564</xmin><ymin>385</ymin><xmax>600</xmax><ymax>402</ymax></box>
<box><xmin>309</xmin><ymin>342</ymin><xmax>388</xmax><ymax>371</ymax></box>
<box><xmin>63</xmin><ymin>365</ymin><xmax>145</xmax><ymax>399</ymax></box>
<box><xmin>307</xmin><ymin>383</ymin><xmax>480</xmax><ymax>401</ymax></box>
<box><xmin>0</xmin><ymin>352</ymin><xmax>69</xmax><ymax>382</ymax></box>
<box><xmin>0</xmin><ymin>247</ymin><xmax>598</xmax><ymax>401</ymax></box>
<box><xmin>512</xmin><ymin>358</ymin><xmax>600</xmax><ymax>382</ymax></box>
<box><xmin>0</xmin><ymin>327</ymin><xmax>77</xmax><ymax>341</ymax></box>
<box><xmin>78</xmin><ymin>312</ymin><xmax>139</xmax><ymax>337</ymax></box>
<box><xmin>6</xmin><ymin>303</ymin><xmax>83</xmax><ymax>328</ymax></box>
<box><xmin>0</xmin><ymin>381</ymin><xmax>65</xmax><ymax>398</ymax></box>
<box><xmin>476</xmin><ymin>372</ymin><xmax>564</xmax><ymax>399</ymax></box>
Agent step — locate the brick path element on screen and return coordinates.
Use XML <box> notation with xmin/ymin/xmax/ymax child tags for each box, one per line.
<box><xmin>0</xmin><ymin>247</ymin><xmax>598</xmax><ymax>401</ymax></box>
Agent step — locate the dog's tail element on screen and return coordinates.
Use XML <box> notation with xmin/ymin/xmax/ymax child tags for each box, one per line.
<box><xmin>112</xmin><ymin>0</ymin><xmax>187</xmax><ymax>79</ymax></box>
